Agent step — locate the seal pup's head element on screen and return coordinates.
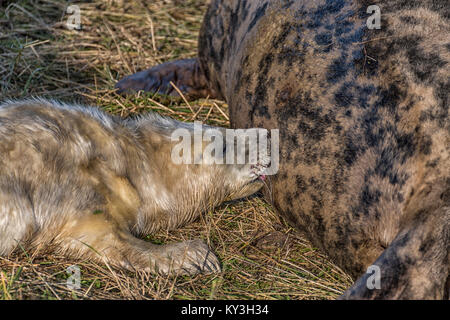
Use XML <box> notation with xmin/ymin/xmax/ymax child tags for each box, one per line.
<box><xmin>211</xmin><ymin>128</ymin><xmax>271</xmax><ymax>201</ymax></box>
<box><xmin>132</xmin><ymin>114</ymin><xmax>272</xmax><ymax>209</ymax></box>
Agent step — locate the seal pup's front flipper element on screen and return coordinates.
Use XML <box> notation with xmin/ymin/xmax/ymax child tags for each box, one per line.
<box><xmin>56</xmin><ymin>213</ymin><xmax>222</xmax><ymax>276</ymax></box>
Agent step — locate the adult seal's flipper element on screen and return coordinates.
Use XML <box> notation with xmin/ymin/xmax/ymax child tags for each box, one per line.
<box><xmin>115</xmin><ymin>58</ymin><xmax>217</xmax><ymax>100</ymax></box>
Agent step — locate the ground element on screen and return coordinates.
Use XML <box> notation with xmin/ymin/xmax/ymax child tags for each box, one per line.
<box><xmin>0</xmin><ymin>0</ymin><xmax>352</xmax><ymax>299</ymax></box>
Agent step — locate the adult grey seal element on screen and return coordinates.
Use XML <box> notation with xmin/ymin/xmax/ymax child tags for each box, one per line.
<box><xmin>116</xmin><ymin>0</ymin><xmax>449</xmax><ymax>299</ymax></box>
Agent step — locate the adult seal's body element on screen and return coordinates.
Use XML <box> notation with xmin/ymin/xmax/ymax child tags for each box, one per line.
<box><xmin>116</xmin><ymin>0</ymin><xmax>449</xmax><ymax>299</ymax></box>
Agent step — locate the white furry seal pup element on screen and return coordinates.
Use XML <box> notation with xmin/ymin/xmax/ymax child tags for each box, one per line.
<box><xmin>0</xmin><ymin>99</ymin><xmax>270</xmax><ymax>275</ymax></box>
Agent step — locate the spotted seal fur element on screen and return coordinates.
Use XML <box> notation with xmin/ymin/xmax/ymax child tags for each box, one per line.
<box><xmin>116</xmin><ymin>0</ymin><xmax>449</xmax><ymax>299</ymax></box>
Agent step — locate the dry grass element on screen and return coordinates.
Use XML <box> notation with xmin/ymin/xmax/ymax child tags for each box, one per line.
<box><xmin>0</xmin><ymin>0</ymin><xmax>353</xmax><ymax>300</ymax></box>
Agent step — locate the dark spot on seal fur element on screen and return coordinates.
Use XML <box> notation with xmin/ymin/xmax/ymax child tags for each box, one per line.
<box><xmin>247</xmin><ymin>2</ymin><xmax>268</xmax><ymax>33</ymax></box>
<box><xmin>315</xmin><ymin>32</ymin><xmax>333</xmax><ymax>52</ymax></box>
<box><xmin>327</xmin><ymin>55</ymin><xmax>349</xmax><ymax>84</ymax></box>
<box><xmin>334</xmin><ymin>83</ymin><xmax>354</xmax><ymax>108</ymax></box>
